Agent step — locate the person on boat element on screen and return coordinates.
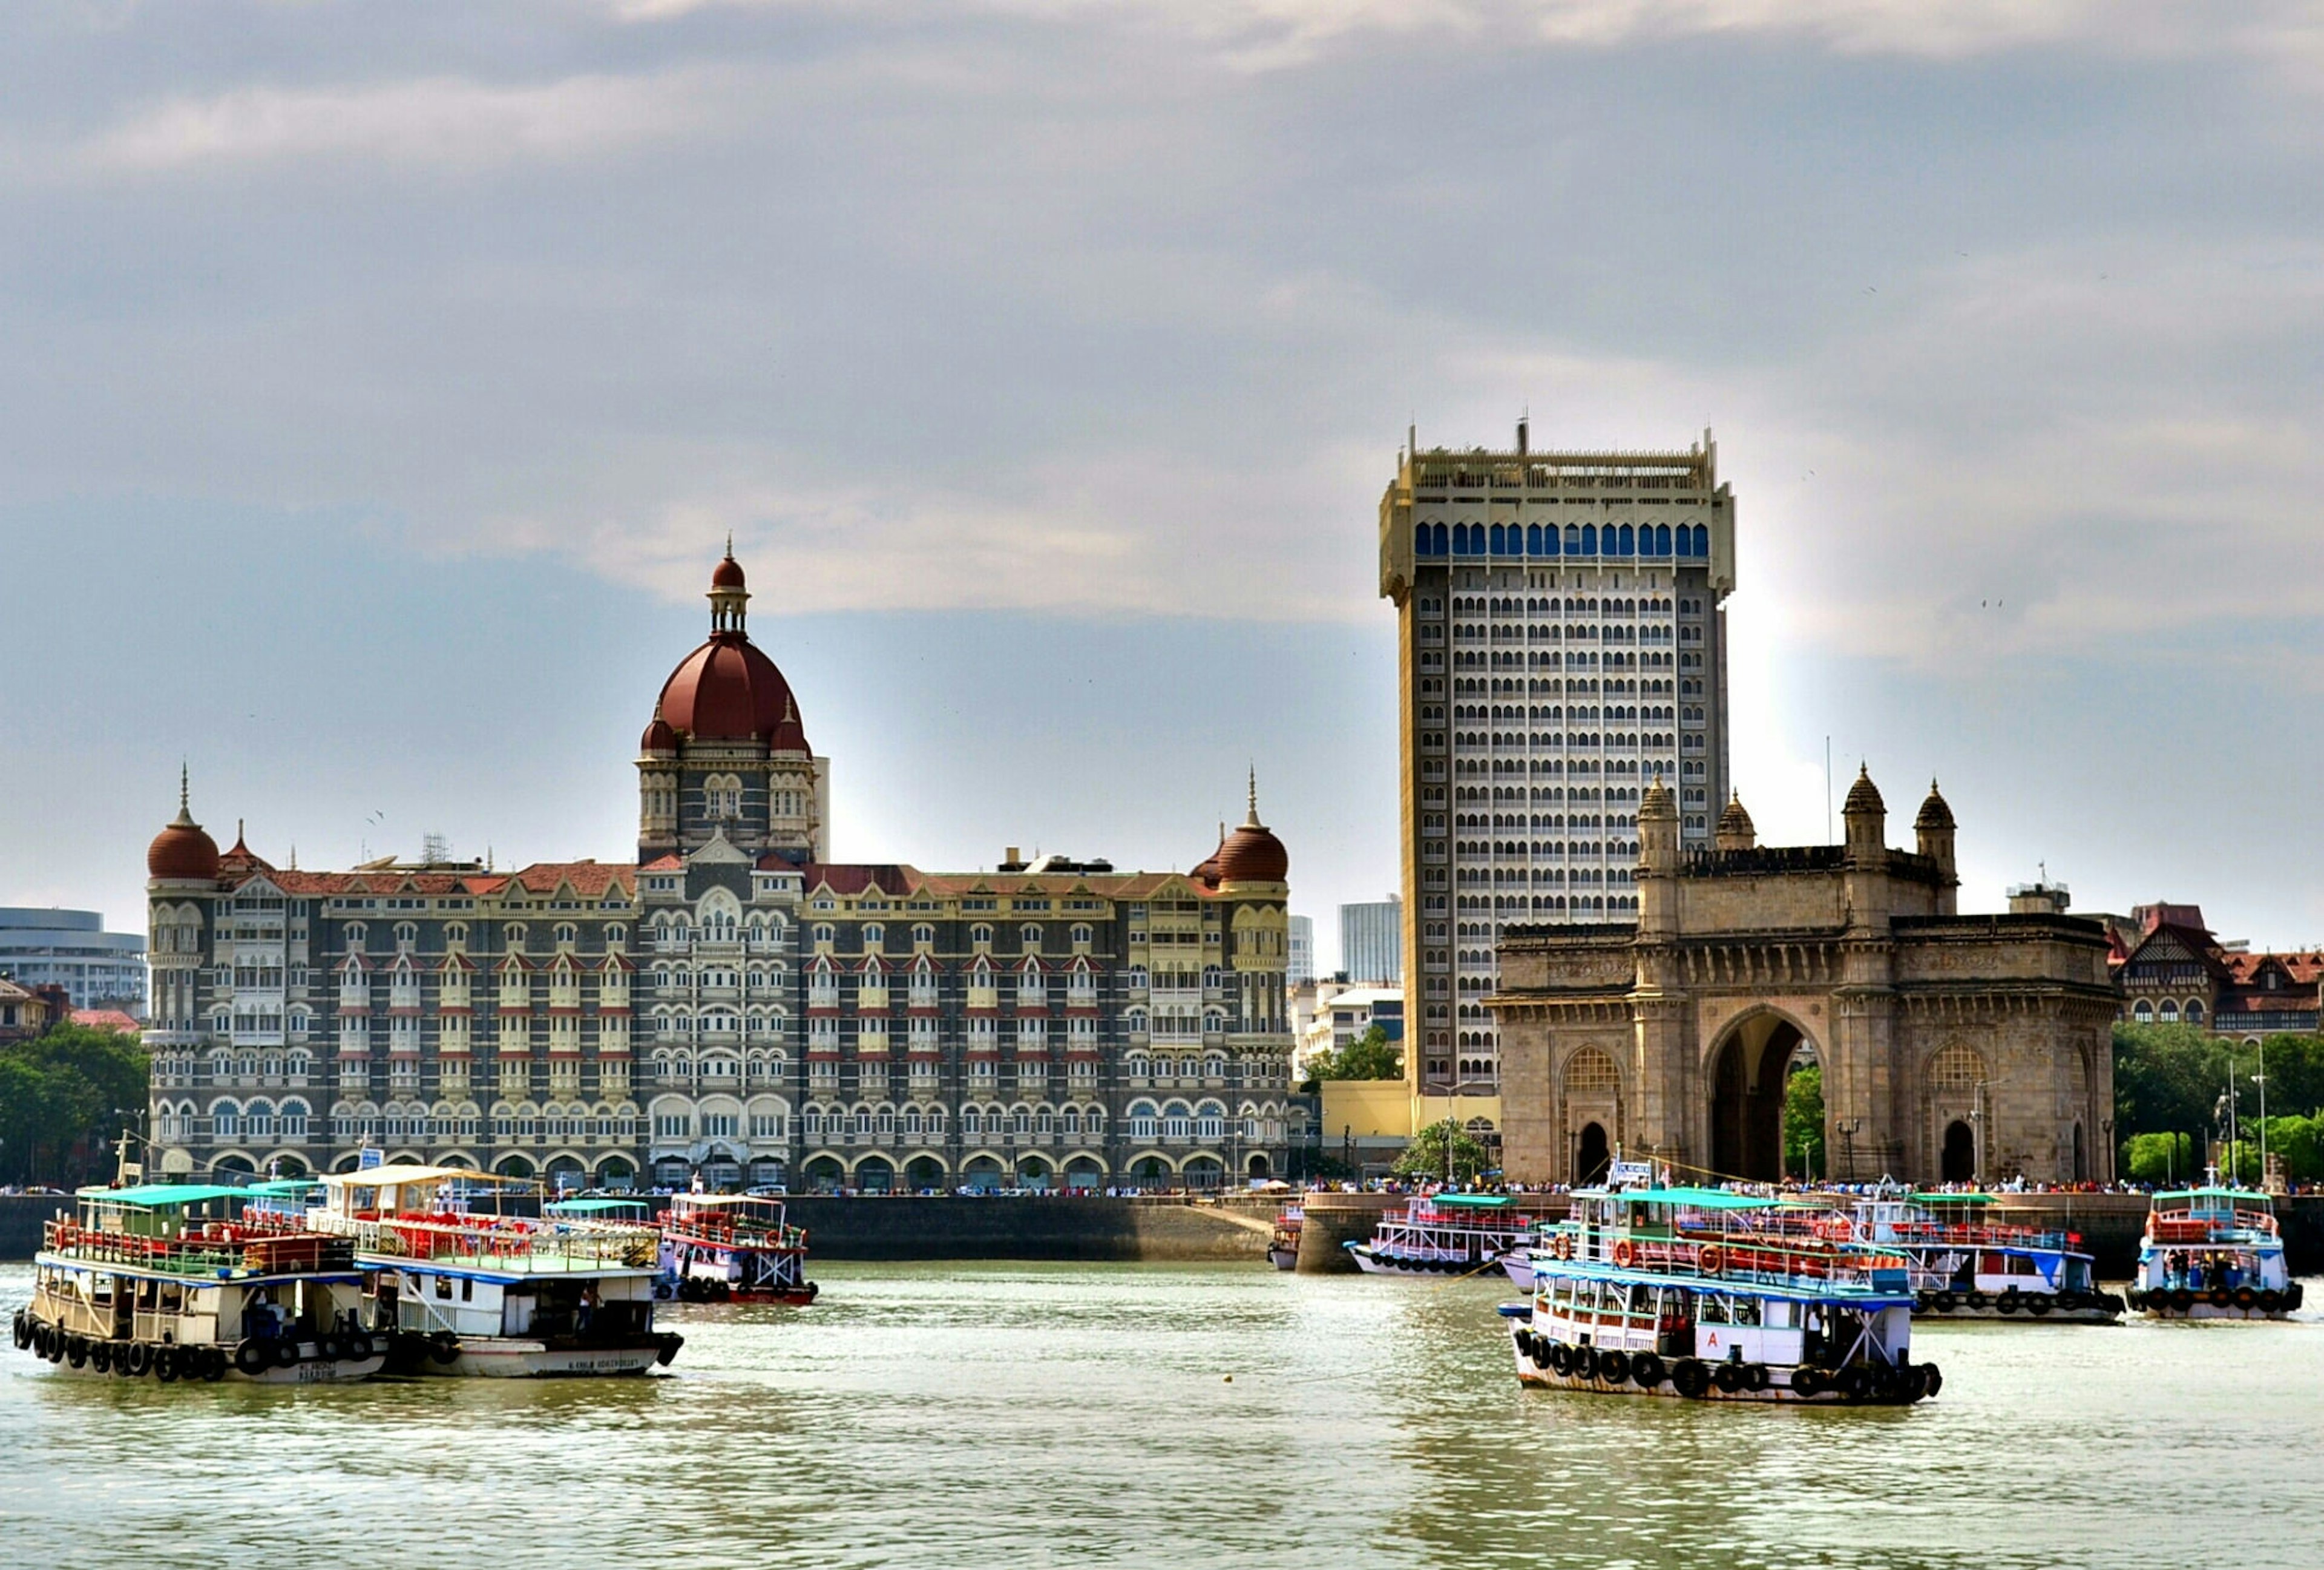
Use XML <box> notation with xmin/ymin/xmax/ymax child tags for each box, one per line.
<box><xmin>577</xmin><ymin>1284</ymin><xmax>599</xmax><ymax>1333</ymax></box>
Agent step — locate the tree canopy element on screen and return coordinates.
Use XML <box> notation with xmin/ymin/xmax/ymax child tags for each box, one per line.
<box><xmin>1299</xmin><ymin>1024</ymin><xmax>1402</xmax><ymax>1093</ymax></box>
<box><xmin>1782</xmin><ymin>1062</ymin><xmax>1827</xmax><ymax>1182</ymax></box>
<box><xmin>1393</xmin><ymin>1117</ymin><xmax>1491</xmax><ymax>1183</ymax></box>
<box><xmin>0</xmin><ymin>1023</ymin><xmax>149</xmax><ymax>1186</ymax></box>
<box><xmin>2112</xmin><ymin>1023</ymin><xmax>2324</xmax><ymax>1181</ymax></box>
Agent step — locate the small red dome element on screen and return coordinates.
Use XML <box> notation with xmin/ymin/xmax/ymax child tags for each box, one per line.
<box><xmin>711</xmin><ymin>554</ymin><xmax>746</xmax><ymax>590</ymax></box>
<box><xmin>640</xmin><ymin>710</ymin><xmax>678</xmax><ymax>754</ymax></box>
<box><xmin>1216</xmin><ymin>822</ymin><xmax>1288</xmax><ymax>885</ymax></box>
<box><xmin>148</xmin><ymin>809</ymin><xmax>221</xmax><ymax>881</ymax></box>
<box><xmin>657</xmin><ymin>637</ymin><xmax>808</xmax><ymax>751</ymax></box>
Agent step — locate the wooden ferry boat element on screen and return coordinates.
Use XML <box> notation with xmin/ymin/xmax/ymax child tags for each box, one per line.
<box><xmin>2126</xmin><ymin>1181</ymin><xmax>2299</xmax><ymax>1320</ymax></box>
<box><xmin>1268</xmin><ymin>1205</ymin><xmax>1302</xmax><ymax>1271</ymax></box>
<box><xmin>309</xmin><ymin>1166</ymin><xmax>683</xmax><ymax>1376</ymax></box>
<box><xmin>659</xmin><ymin>1193</ymin><xmax>818</xmax><ymax>1305</ymax></box>
<box><xmin>1506</xmin><ymin>1165</ymin><xmax>1939</xmax><ymax>1405</ymax></box>
<box><xmin>1788</xmin><ymin>1189</ymin><xmax>2122</xmax><ymax>1323</ymax></box>
<box><xmin>1348</xmin><ymin>1194</ymin><xmax>1536</xmax><ymax>1277</ymax></box>
<box><xmin>13</xmin><ymin>1179</ymin><xmax>386</xmax><ymax>1384</ymax></box>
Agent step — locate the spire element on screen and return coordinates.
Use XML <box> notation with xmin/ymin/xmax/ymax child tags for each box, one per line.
<box><xmin>179</xmin><ymin>761</ymin><xmax>189</xmax><ymax>814</ymax></box>
<box><xmin>1244</xmin><ymin>765</ymin><xmax>1261</xmax><ymax>827</ymax></box>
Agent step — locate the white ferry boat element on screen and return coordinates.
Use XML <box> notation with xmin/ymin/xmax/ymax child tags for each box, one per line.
<box><xmin>1505</xmin><ymin>1164</ymin><xmax>1938</xmax><ymax>1405</ymax></box>
<box><xmin>309</xmin><ymin>1166</ymin><xmax>683</xmax><ymax>1376</ymax></box>
<box><xmin>2126</xmin><ymin>1180</ymin><xmax>2300</xmax><ymax>1320</ymax></box>
<box><xmin>1791</xmin><ymin>1189</ymin><xmax>2122</xmax><ymax>1322</ymax></box>
<box><xmin>13</xmin><ymin>1179</ymin><xmax>386</xmax><ymax>1384</ymax></box>
<box><xmin>1348</xmin><ymin>1194</ymin><xmax>1537</xmax><ymax>1277</ymax></box>
<box><xmin>658</xmin><ymin>1193</ymin><xmax>818</xmax><ymax>1305</ymax></box>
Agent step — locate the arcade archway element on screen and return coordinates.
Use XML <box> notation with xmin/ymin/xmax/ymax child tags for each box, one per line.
<box><xmin>1708</xmin><ymin>1013</ymin><xmax>1813</xmax><ymax>1183</ymax></box>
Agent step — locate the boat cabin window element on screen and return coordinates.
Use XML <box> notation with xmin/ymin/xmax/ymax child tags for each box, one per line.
<box><xmin>462</xmin><ymin>1278</ymin><xmax>474</xmax><ymax>1302</ymax></box>
<box><xmin>162</xmin><ymin>1283</ymin><xmax>186</xmax><ymax>1313</ymax></box>
<box><xmin>435</xmin><ymin>1275</ymin><xmax>454</xmax><ymax>1300</ymax></box>
<box><xmin>1729</xmin><ymin>1298</ymin><xmax>1761</xmax><ymax>1327</ymax></box>
<box><xmin>1699</xmin><ymin>1295</ymin><xmax>1730</xmax><ymax>1324</ymax></box>
<box><xmin>1764</xmin><ymin>1301</ymin><xmax>1795</xmax><ymax>1328</ymax></box>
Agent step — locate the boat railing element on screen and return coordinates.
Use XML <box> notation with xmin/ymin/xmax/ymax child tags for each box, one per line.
<box><xmin>2148</xmin><ymin>1210</ymin><xmax>2278</xmax><ymax>1243</ymax></box>
<box><xmin>667</xmin><ymin>1219</ymin><xmax>809</xmax><ymax>1251</ymax></box>
<box><xmin>316</xmin><ymin>1211</ymin><xmax>659</xmax><ymax>1271</ymax></box>
<box><xmin>43</xmin><ymin>1217</ymin><xmax>353</xmax><ymax>1278</ymax></box>
<box><xmin>1554</xmin><ymin>1228</ymin><xmax>1911</xmax><ymax>1295</ymax></box>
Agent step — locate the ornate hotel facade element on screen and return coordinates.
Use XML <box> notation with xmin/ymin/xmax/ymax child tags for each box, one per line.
<box><xmin>144</xmin><ymin>553</ymin><xmax>1296</xmax><ymax>1191</ymax></box>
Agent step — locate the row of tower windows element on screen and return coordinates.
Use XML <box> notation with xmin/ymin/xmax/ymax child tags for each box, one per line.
<box><xmin>1417</xmin><ymin>522</ymin><xmax>1712</xmax><ymax>559</ymax></box>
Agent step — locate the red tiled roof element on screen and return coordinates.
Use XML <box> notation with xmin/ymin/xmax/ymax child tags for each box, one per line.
<box><xmin>71</xmin><ymin>1008</ymin><xmax>142</xmax><ymax>1033</ymax></box>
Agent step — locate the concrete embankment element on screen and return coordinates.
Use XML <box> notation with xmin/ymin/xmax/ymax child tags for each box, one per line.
<box><xmin>0</xmin><ymin>1192</ymin><xmax>1279</xmax><ymax>1264</ymax></box>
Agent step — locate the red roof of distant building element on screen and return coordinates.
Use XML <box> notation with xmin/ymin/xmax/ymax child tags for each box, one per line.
<box><xmin>71</xmin><ymin>1008</ymin><xmax>142</xmax><ymax>1034</ymax></box>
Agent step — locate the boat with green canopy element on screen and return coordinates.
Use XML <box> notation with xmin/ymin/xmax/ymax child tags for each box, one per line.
<box><xmin>12</xmin><ymin>1158</ymin><xmax>386</xmax><ymax>1384</ymax></box>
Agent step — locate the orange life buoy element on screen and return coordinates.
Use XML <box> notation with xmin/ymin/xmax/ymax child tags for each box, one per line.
<box><xmin>1612</xmin><ymin>1240</ymin><xmax>1636</xmax><ymax>1269</ymax></box>
<box><xmin>1698</xmin><ymin>1244</ymin><xmax>1724</xmax><ymax>1275</ymax></box>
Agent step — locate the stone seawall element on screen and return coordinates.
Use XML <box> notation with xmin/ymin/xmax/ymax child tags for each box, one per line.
<box><xmin>0</xmin><ymin>1192</ymin><xmax>1279</xmax><ymax>1264</ymax></box>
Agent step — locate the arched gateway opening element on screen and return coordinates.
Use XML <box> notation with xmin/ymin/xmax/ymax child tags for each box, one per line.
<box><xmin>1942</xmin><ymin>1120</ymin><xmax>1976</xmax><ymax>1183</ymax></box>
<box><xmin>1575</xmin><ymin>1122</ymin><xmax>1610</xmax><ymax>1186</ymax></box>
<box><xmin>1709</xmin><ymin>1014</ymin><xmax>1813</xmax><ymax>1183</ymax></box>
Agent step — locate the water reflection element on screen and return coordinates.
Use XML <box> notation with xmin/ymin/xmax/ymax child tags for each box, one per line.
<box><xmin>4</xmin><ymin>1264</ymin><xmax>2320</xmax><ymax>1570</ymax></box>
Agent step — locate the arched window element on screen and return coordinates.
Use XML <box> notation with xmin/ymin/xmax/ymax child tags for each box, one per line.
<box><xmin>212</xmin><ymin>1100</ymin><xmax>241</xmax><ymax>1140</ymax></box>
<box><xmin>2184</xmin><ymin>998</ymin><xmax>2205</xmax><ymax>1023</ymax></box>
<box><xmin>1617</xmin><ymin>524</ymin><xmax>1634</xmax><ymax>555</ymax></box>
<box><xmin>280</xmin><ymin>1099</ymin><xmax>310</xmax><ymax>1140</ymax></box>
<box><xmin>1431</xmin><ymin>523</ymin><xmax>1447</xmax><ymax>554</ymax></box>
<box><xmin>1128</xmin><ymin>1102</ymin><xmax>1158</xmax><ymax>1140</ymax></box>
<box><xmin>862</xmin><ymin>924</ymin><xmax>884</xmax><ymax>948</ymax></box>
<box><xmin>1489</xmin><ymin>524</ymin><xmax>1506</xmax><ymax>554</ymax></box>
<box><xmin>1653</xmin><ymin>524</ymin><xmax>1671</xmax><ymax>556</ymax></box>
<box><xmin>1020</xmin><ymin>924</ymin><xmax>1042</xmax><ymax>947</ymax></box>
<box><xmin>2158</xmin><ymin>1000</ymin><xmax>2180</xmax><ymax>1023</ymax></box>
<box><xmin>1414</xmin><ymin>521</ymin><xmax>1431</xmax><ymax>555</ymax></box>
<box><xmin>2132</xmin><ymin>1000</ymin><xmax>2153</xmax><ymax>1022</ymax></box>
<box><xmin>1580</xmin><ymin>524</ymin><xmax>1597</xmax><ymax>554</ymax></box>
<box><xmin>1691</xmin><ymin>524</ymin><xmax>1709</xmax><ymax>556</ymax></box>
<box><xmin>970</xmin><ymin>924</ymin><xmax>994</xmax><ymax>947</ymax></box>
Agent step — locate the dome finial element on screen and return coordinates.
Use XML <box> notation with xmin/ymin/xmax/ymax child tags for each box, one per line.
<box><xmin>1245</xmin><ymin>764</ymin><xmax>1261</xmax><ymax>827</ymax></box>
<box><xmin>179</xmin><ymin>760</ymin><xmax>189</xmax><ymax>815</ymax></box>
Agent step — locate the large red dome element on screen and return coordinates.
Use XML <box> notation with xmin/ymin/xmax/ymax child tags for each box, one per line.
<box><xmin>148</xmin><ymin>805</ymin><xmax>220</xmax><ymax>881</ymax></box>
<box><xmin>657</xmin><ymin>637</ymin><xmax>808</xmax><ymax>751</ymax></box>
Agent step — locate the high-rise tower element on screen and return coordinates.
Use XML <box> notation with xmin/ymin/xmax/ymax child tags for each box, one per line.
<box><xmin>1377</xmin><ymin>424</ymin><xmax>1736</xmax><ymax>1100</ymax></box>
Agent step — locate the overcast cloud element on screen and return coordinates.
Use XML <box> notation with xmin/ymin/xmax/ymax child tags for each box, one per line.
<box><xmin>5</xmin><ymin>1</ymin><xmax>2323</xmax><ymax>964</ymax></box>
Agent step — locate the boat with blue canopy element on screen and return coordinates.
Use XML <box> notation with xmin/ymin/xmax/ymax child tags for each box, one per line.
<box><xmin>2127</xmin><ymin>1177</ymin><xmax>2297</xmax><ymax>1320</ymax></box>
<box><xmin>1504</xmin><ymin>1162</ymin><xmax>1939</xmax><ymax>1404</ymax></box>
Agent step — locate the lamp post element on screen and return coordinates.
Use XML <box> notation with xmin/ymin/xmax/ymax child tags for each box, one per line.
<box><xmin>1836</xmin><ymin>1118</ymin><xmax>1861</xmax><ymax>1184</ymax></box>
<box><xmin>2101</xmin><ymin>1118</ymin><xmax>2114</xmax><ymax>1185</ymax></box>
<box><xmin>2253</xmin><ymin>1038</ymin><xmax>2269</xmax><ymax>1189</ymax></box>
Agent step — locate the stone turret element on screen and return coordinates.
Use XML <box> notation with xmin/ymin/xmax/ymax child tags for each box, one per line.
<box><xmin>1638</xmin><ymin>774</ymin><xmax>1680</xmax><ymax>941</ymax></box>
<box><xmin>1842</xmin><ymin>764</ymin><xmax>1886</xmax><ymax>864</ymax></box>
<box><xmin>1915</xmin><ymin>779</ymin><xmax>1958</xmax><ymax>915</ymax></box>
<box><xmin>1714</xmin><ymin>790</ymin><xmax>1756</xmax><ymax>852</ymax></box>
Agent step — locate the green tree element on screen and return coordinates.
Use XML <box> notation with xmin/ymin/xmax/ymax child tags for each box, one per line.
<box><xmin>1782</xmin><ymin>1063</ymin><xmax>1827</xmax><ymax>1181</ymax></box>
<box><xmin>1298</xmin><ymin>1025</ymin><xmax>1402</xmax><ymax>1093</ymax></box>
<box><xmin>1393</xmin><ymin>1117</ymin><xmax>1490</xmax><ymax>1184</ymax></box>
<box><xmin>2122</xmin><ymin>1131</ymin><xmax>2197</xmax><ymax>1186</ymax></box>
<box><xmin>0</xmin><ymin>1023</ymin><xmax>149</xmax><ymax>1186</ymax></box>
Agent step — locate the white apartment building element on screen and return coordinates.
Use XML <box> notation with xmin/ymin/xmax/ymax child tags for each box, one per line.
<box><xmin>1377</xmin><ymin>424</ymin><xmax>1736</xmax><ymax>1098</ymax></box>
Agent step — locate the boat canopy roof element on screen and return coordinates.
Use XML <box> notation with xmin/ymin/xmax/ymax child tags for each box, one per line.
<box><xmin>76</xmin><ymin>1183</ymin><xmax>254</xmax><ymax>1209</ymax></box>
<box><xmin>1425</xmin><ymin>1194</ymin><xmax>1512</xmax><ymax>1209</ymax></box>
<box><xmin>2155</xmin><ymin>1186</ymin><xmax>2273</xmax><ymax>1203</ymax></box>
<box><xmin>317</xmin><ymin>1165</ymin><xmax>515</xmax><ymax>1188</ymax></box>
<box><xmin>547</xmin><ymin>1198</ymin><xmax>651</xmax><ymax>1214</ymax></box>
<box><xmin>675</xmin><ymin>1193</ymin><xmax>782</xmax><ymax>1207</ymax></box>
<box><xmin>1591</xmin><ymin>1186</ymin><xmax>1782</xmax><ymax>1211</ymax></box>
<box><xmin>1908</xmin><ymin>1191</ymin><xmax>1997</xmax><ymax>1204</ymax></box>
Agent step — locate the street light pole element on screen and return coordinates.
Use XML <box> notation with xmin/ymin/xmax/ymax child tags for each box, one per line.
<box><xmin>2254</xmin><ymin>1037</ymin><xmax>2268</xmax><ymax>1188</ymax></box>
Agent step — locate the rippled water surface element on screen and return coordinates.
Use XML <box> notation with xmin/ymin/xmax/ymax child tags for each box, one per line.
<box><xmin>5</xmin><ymin>1261</ymin><xmax>2320</xmax><ymax>1568</ymax></box>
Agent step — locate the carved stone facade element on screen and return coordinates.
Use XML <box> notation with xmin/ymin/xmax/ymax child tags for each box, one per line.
<box><xmin>1488</xmin><ymin>770</ymin><xmax>2120</xmax><ymax>1187</ymax></box>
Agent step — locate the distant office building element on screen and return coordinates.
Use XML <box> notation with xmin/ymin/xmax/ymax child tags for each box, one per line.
<box><xmin>1287</xmin><ymin>915</ymin><xmax>1315</xmax><ymax>985</ymax></box>
<box><xmin>0</xmin><ymin>908</ymin><xmax>147</xmax><ymax>1012</ymax></box>
<box><xmin>1338</xmin><ymin>898</ymin><xmax>1402</xmax><ymax>985</ymax></box>
<box><xmin>1295</xmin><ymin>982</ymin><xmax>1405</xmax><ymax>1076</ymax></box>
<box><xmin>1378</xmin><ymin>424</ymin><xmax>1737</xmax><ymax>1098</ymax></box>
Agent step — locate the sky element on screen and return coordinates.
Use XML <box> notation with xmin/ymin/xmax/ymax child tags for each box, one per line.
<box><xmin>5</xmin><ymin>0</ymin><xmax>2324</xmax><ymax>968</ymax></box>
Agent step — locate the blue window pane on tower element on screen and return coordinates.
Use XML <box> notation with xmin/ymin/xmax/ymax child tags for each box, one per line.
<box><xmin>1415</xmin><ymin>522</ymin><xmax>1431</xmax><ymax>556</ymax></box>
<box><xmin>1692</xmin><ymin>524</ymin><xmax>1709</xmax><ymax>556</ymax></box>
<box><xmin>1618</xmin><ymin>524</ymin><xmax>1635</xmax><ymax>556</ymax></box>
<box><xmin>1489</xmin><ymin>524</ymin><xmax>1506</xmax><ymax>555</ymax></box>
<box><xmin>1580</xmin><ymin>524</ymin><xmax>1596</xmax><ymax>554</ymax></box>
<box><xmin>1433</xmin><ymin>524</ymin><xmax>1448</xmax><ymax>555</ymax></box>
<box><xmin>1526</xmin><ymin>524</ymin><xmax>1543</xmax><ymax>555</ymax></box>
<box><xmin>1675</xmin><ymin>527</ymin><xmax>1693</xmax><ymax>557</ymax></box>
<box><xmin>1655</xmin><ymin>524</ymin><xmax>1671</xmax><ymax>556</ymax></box>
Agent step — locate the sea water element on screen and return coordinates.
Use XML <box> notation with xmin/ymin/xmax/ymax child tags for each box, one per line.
<box><xmin>4</xmin><ymin>1261</ymin><xmax>2317</xmax><ymax>1569</ymax></box>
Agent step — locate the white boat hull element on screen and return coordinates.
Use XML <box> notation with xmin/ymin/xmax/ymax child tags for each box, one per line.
<box><xmin>1267</xmin><ymin>1249</ymin><xmax>1298</xmax><ymax>1271</ymax></box>
<box><xmin>1502</xmin><ymin>1249</ymin><xmax>1534</xmax><ymax>1286</ymax></box>
<box><xmin>420</xmin><ymin>1339</ymin><xmax>669</xmax><ymax>1378</ymax></box>
<box><xmin>1348</xmin><ymin>1244</ymin><xmax>1502</xmax><ymax>1278</ymax></box>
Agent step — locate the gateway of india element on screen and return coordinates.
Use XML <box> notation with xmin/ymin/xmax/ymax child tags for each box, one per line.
<box><xmin>1488</xmin><ymin>768</ymin><xmax>2119</xmax><ymax>1187</ymax></box>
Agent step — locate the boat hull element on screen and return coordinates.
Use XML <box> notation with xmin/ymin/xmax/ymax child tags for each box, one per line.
<box><xmin>1267</xmin><ymin>1248</ymin><xmax>1299</xmax><ymax>1271</ymax></box>
<box><xmin>1509</xmin><ymin>1332</ymin><xmax>1934</xmax><ymax>1405</ymax></box>
<box><xmin>15</xmin><ymin>1313</ymin><xmax>386</xmax><ymax>1384</ymax></box>
<box><xmin>1348</xmin><ymin>1244</ymin><xmax>1501</xmax><ymax>1278</ymax></box>
<box><xmin>1910</xmin><ymin>1289</ymin><xmax>2121</xmax><ymax>1324</ymax></box>
<box><xmin>416</xmin><ymin>1338</ymin><xmax>677</xmax><ymax>1378</ymax></box>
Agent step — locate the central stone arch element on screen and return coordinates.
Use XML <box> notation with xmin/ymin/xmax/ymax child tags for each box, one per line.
<box><xmin>1705</xmin><ymin>1009</ymin><xmax>1817</xmax><ymax>1183</ymax></box>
